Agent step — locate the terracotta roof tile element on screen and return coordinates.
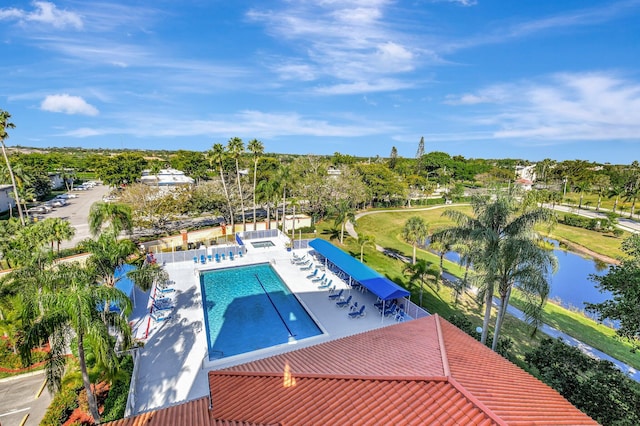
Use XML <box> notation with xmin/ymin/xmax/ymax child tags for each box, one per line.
<box><xmin>107</xmin><ymin>315</ymin><xmax>598</xmax><ymax>426</ymax></box>
<box><xmin>209</xmin><ymin>372</ymin><xmax>495</xmax><ymax>425</ymax></box>
<box><xmin>223</xmin><ymin>314</ymin><xmax>445</xmax><ymax>377</ymax></box>
<box><xmin>440</xmin><ymin>319</ymin><xmax>598</xmax><ymax>425</ymax></box>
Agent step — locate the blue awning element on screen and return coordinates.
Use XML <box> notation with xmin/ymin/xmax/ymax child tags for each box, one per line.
<box><xmin>308</xmin><ymin>239</ymin><xmax>409</xmax><ymax>301</ymax></box>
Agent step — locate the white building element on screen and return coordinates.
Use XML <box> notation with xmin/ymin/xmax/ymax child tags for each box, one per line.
<box><xmin>515</xmin><ymin>164</ymin><xmax>537</xmax><ymax>182</ymax></box>
<box><xmin>0</xmin><ymin>184</ymin><xmax>16</xmax><ymax>213</ymax></box>
<box><xmin>140</xmin><ymin>169</ymin><xmax>195</xmax><ymax>187</ymax></box>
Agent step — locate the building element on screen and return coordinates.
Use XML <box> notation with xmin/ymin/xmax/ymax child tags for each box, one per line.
<box><xmin>515</xmin><ymin>165</ymin><xmax>537</xmax><ymax>182</ymax></box>
<box><xmin>0</xmin><ymin>184</ymin><xmax>16</xmax><ymax>213</ymax></box>
<box><xmin>106</xmin><ymin>315</ymin><xmax>595</xmax><ymax>426</ymax></box>
<box><xmin>140</xmin><ymin>169</ymin><xmax>195</xmax><ymax>186</ymax></box>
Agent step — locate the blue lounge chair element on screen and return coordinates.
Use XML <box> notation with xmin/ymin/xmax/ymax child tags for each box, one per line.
<box><xmin>238</xmin><ymin>250</ymin><xmax>243</xmax><ymax>258</ymax></box>
<box><xmin>328</xmin><ymin>289</ymin><xmax>343</xmax><ymax>300</ymax></box>
<box><xmin>311</xmin><ymin>273</ymin><xmax>326</xmax><ymax>283</ymax></box>
<box><xmin>200</xmin><ymin>254</ymin><xmax>206</xmax><ymax>264</ymax></box>
<box><xmin>207</xmin><ymin>254</ymin><xmax>213</xmax><ymax>262</ymax></box>
<box><xmin>336</xmin><ymin>295</ymin><xmax>352</xmax><ymax>308</ymax></box>
<box><xmin>153</xmin><ymin>301</ymin><xmax>174</xmax><ymax>311</ymax></box>
<box><xmin>229</xmin><ymin>251</ymin><xmax>234</xmax><ymax>261</ymax></box>
<box><xmin>215</xmin><ymin>253</ymin><xmax>221</xmax><ymax>263</ymax></box>
<box><xmin>306</xmin><ymin>269</ymin><xmax>318</xmax><ymax>279</ymax></box>
<box><xmin>151</xmin><ymin>312</ymin><xmax>172</xmax><ymax>322</ymax></box>
<box><xmin>193</xmin><ymin>256</ymin><xmax>198</xmax><ymax>263</ymax></box>
<box><xmin>221</xmin><ymin>253</ymin><xmax>226</xmax><ymax>260</ymax></box>
<box><xmin>395</xmin><ymin>309</ymin><xmax>406</xmax><ymax>322</ymax></box>
<box><xmin>156</xmin><ymin>285</ymin><xmax>174</xmax><ymax>294</ymax></box>
<box><xmin>318</xmin><ymin>279</ymin><xmax>332</xmax><ymax>289</ymax></box>
<box><xmin>348</xmin><ymin>305</ymin><xmax>366</xmax><ymax>318</ymax></box>
<box><xmin>384</xmin><ymin>303</ymin><xmax>398</xmax><ymax>317</ymax></box>
<box><xmin>300</xmin><ymin>263</ymin><xmax>313</xmax><ymax>271</ymax></box>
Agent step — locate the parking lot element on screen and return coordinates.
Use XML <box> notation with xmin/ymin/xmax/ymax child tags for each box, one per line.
<box><xmin>0</xmin><ymin>371</ymin><xmax>51</xmax><ymax>426</ymax></box>
<box><xmin>36</xmin><ymin>184</ymin><xmax>112</xmax><ymax>249</ymax></box>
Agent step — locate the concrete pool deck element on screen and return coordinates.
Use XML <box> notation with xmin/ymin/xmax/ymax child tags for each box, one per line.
<box><xmin>131</xmin><ymin>239</ymin><xmax>412</xmax><ymax>414</ymax></box>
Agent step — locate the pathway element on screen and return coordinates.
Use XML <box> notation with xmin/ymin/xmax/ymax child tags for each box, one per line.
<box><xmin>345</xmin><ymin>205</ymin><xmax>640</xmax><ymax>382</ymax></box>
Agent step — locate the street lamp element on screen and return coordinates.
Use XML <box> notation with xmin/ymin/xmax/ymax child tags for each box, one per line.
<box><xmin>563</xmin><ymin>177</ymin><xmax>568</xmax><ymax>200</ymax></box>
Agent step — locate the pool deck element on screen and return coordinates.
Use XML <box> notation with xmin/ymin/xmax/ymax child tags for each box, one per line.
<box><xmin>131</xmin><ymin>239</ymin><xmax>409</xmax><ymax>414</ymax></box>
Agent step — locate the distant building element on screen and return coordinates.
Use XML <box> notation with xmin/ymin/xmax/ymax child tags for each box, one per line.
<box><xmin>140</xmin><ymin>169</ymin><xmax>195</xmax><ymax>187</ymax></box>
<box><xmin>515</xmin><ymin>164</ymin><xmax>537</xmax><ymax>182</ymax></box>
<box><xmin>0</xmin><ymin>184</ymin><xmax>16</xmax><ymax>213</ymax></box>
<box><xmin>48</xmin><ymin>172</ymin><xmax>65</xmax><ymax>190</ymax></box>
<box><xmin>327</xmin><ymin>166</ymin><xmax>341</xmax><ymax>177</ymax></box>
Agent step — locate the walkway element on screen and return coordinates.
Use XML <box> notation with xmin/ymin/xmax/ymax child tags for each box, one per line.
<box><xmin>345</xmin><ymin>205</ymin><xmax>640</xmax><ymax>382</ymax></box>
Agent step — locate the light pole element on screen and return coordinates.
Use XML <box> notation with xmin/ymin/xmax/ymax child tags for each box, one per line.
<box><xmin>563</xmin><ymin>177</ymin><xmax>568</xmax><ymax>200</ymax></box>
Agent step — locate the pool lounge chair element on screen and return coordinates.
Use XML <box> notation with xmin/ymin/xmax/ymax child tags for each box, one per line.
<box><xmin>328</xmin><ymin>289</ymin><xmax>344</xmax><ymax>300</ymax></box>
<box><xmin>348</xmin><ymin>305</ymin><xmax>366</xmax><ymax>318</ymax></box>
<box><xmin>395</xmin><ymin>309</ymin><xmax>406</xmax><ymax>322</ymax></box>
<box><xmin>306</xmin><ymin>269</ymin><xmax>318</xmax><ymax>279</ymax></box>
<box><xmin>311</xmin><ymin>273</ymin><xmax>326</xmax><ymax>283</ymax></box>
<box><xmin>153</xmin><ymin>301</ymin><xmax>174</xmax><ymax>311</ymax></box>
<box><xmin>384</xmin><ymin>303</ymin><xmax>398</xmax><ymax>317</ymax></box>
<box><xmin>193</xmin><ymin>256</ymin><xmax>198</xmax><ymax>263</ymax></box>
<box><xmin>336</xmin><ymin>295</ymin><xmax>352</xmax><ymax>308</ymax></box>
<box><xmin>151</xmin><ymin>312</ymin><xmax>172</xmax><ymax>322</ymax></box>
<box><xmin>229</xmin><ymin>251</ymin><xmax>235</xmax><ymax>261</ymax></box>
<box><xmin>200</xmin><ymin>254</ymin><xmax>206</xmax><ymax>264</ymax></box>
<box><xmin>318</xmin><ymin>279</ymin><xmax>332</xmax><ymax>289</ymax></box>
<box><xmin>300</xmin><ymin>263</ymin><xmax>313</xmax><ymax>271</ymax></box>
<box><xmin>207</xmin><ymin>254</ymin><xmax>213</xmax><ymax>262</ymax></box>
<box><xmin>238</xmin><ymin>250</ymin><xmax>243</xmax><ymax>258</ymax></box>
<box><xmin>215</xmin><ymin>253</ymin><xmax>221</xmax><ymax>263</ymax></box>
<box><xmin>156</xmin><ymin>284</ymin><xmax>174</xmax><ymax>294</ymax></box>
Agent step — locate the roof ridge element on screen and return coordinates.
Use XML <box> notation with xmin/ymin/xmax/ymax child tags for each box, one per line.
<box><xmin>434</xmin><ymin>314</ymin><xmax>451</xmax><ymax>377</ymax></box>
<box><xmin>210</xmin><ymin>370</ymin><xmax>449</xmax><ymax>382</ymax></box>
<box><xmin>447</xmin><ymin>376</ymin><xmax>508</xmax><ymax>426</ymax></box>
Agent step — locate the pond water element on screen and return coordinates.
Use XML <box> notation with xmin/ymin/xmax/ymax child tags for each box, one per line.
<box><xmin>426</xmin><ymin>238</ymin><xmax>614</xmax><ymax>323</ymax></box>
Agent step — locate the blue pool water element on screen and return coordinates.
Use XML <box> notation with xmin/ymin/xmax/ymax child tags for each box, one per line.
<box><xmin>250</xmin><ymin>240</ymin><xmax>275</xmax><ymax>248</ymax></box>
<box><xmin>200</xmin><ymin>263</ymin><xmax>322</xmax><ymax>360</ymax></box>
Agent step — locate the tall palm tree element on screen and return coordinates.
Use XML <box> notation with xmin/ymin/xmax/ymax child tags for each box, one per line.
<box><xmin>247</xmin><ymin>139</ymin><xmax>264</xmax><ymax>231</ymax></box>
<box><xmin>89</xmin><ymin>201</ymin><xmax>133</xmax><ymax>237</ymax></box>
<box><xmin>592</xmin><ymin>175</ymin><xmax>611</xmax><ymax>212</ymax></box>
<box><xmin>209</xmin><ymin>143</ymin><xmax>234</xmax><ymax>231</ymax></box>
<box><xmin>227</xmin><ymin>137</ymin><xmax>246</xmax><ymax>231</ymax></box>
<box><xmin>277</xmin><ymin>164</ymin><xmax>292</xmax><ymax>234</ymax></box>
<box><xmin>333</xmin><ymin>199</ymin><xmax>355</xmax><ymax>244</ymax></box>
<box><xmin>20</xmin><ymin>263</ymin><xmax>132</xmax><ymax>424</ymax></box>
<box><xmin>402</xmin><ymin>216</ymin><xmax>429</xmax><ymax>264</ymax></box>
<box><xmin>573</xmin><ymin>181</ymin><xmax>591</xmax><ymax>209</ymax></box>
<box><xmin>438</xmin><ymin>190</ymin><xmax>556</xmax><ymax>347</ymax></box>
<box><xmin>0</xmin><ymin>110</ymin><xmax>24</xmax><ymax>226</ymax></box>
<box><xmin>256</xmin><ymin>178</ymin><xmax>277</xmax><ymax>230</ymax></box>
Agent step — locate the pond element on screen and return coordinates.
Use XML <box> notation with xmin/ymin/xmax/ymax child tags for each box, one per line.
<box><xmin>427</xmin><ymin>238</ymin><xmax>614</xmax><ymax>325</ymax></box>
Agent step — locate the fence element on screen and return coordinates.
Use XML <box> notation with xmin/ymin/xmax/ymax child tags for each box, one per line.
<box><xmin>237</xmin><ymin>229</ymin><xmax>280</xmax><ymax>240</ymax></box>
<box><xmin>124</xmin><ymin>348</ymin><xmax>141</xmax><ymax>418</ymax></box>
<box><xmin>153</xmin><ymin>244</ymin><xmax>245</xmax><ymax>265</ymax></box>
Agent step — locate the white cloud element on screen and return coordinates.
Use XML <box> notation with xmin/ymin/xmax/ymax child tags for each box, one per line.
<box><xmin>247</xmin><ymin>1</ymin><xmax>425</xmax><ymax>93</ymax></box>
<box><xmin>41</xmin><ymin>94</ymin><xmax>99</xmax><ymax>116</ymax></box>
<box><xmin>0</xmin><ymin>1</ymin><xmax>83</xmax><ymax>30</ymax></box>
<box><xmin>446</xmin><ymin>72</ymin><xmax>640</xmax><ymax>141</ymax></box>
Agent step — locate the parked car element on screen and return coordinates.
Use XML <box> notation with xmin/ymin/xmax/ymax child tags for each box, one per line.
<box><xmin>27</xmin><ymin>205</ymin><xmax>52</xmax><ymax>214</ymax></box>
<box><xmin>55</xmin><ymin>193</ymin><xmax>78</xmax><ymax>200</ymax></box>
<box><xmin>47</xmin><ymin>199</ymin><xmax>67</xmax><ymax>208</ymax></box>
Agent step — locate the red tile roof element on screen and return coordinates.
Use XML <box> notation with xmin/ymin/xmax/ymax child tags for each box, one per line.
<box><xmin>106</xmin><ymin>315</ymin><xmax>597</xmax><ymax>426</ymax></box>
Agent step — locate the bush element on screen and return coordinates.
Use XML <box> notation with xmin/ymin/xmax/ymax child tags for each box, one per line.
<box><xmin>101</xmin><ymin>355</ymin><xmax>134</xmax><ymax>422</ymax></box>
<box><xmin>41</xmin><ymin>381</ymin><xmax>82</xmax><ymax>426</ymax></box>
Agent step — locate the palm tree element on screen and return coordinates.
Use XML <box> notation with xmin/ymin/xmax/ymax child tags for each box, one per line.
<box><xmin>0</xmin><ymin>110</ymin><xmax>24</xmax><ymax>226</ymax></box>
<box><xmin>607</xmin><ymin>184</ymin><xmax>624</xmax><ymax>214</ymax></box>
<box><xmin>277</xmin><ymin>164</ymin><xmax>292</xmax><ymax>234</ymax></box>
<box><xmin>402</xmin><ymin>216</ymin><xmax>428</xmax><ymax>264</ymax></box>
<box><xmin>333</xmin><ymin>199</ymin><xmax>355</xmax><ymax>244</ymax></box>
<box><xmin>89</xmin><ymin>201</ymin><xmax>133</xmax><ymax>237</ymax></box>
<box><xmin>256</xmin><ymin>178</ymin><xmax>277</xmax><ymax>229</ymax></box>
<box><xmin>209</xmin><ymin>143</ymin><xmax>233</xmax><ymax>231</ymax></box>
<box><xmin>20</xmin><ymin>263</ymin><xmax>132</xmax><ymax>424</ymax></box>
<box><xmin>623</xmin><ymin>181</ymin><xmax>640</xmax><ymax>219</ymax></box>
<box><xmin>44</xmin><ymin>217</ymin><xmax>75</xmax><ymax>254</ymax></box>
<box><xmin>438</xmin><ymin>190</ymin><xmax>556</xmax><ymax>347</ymax></box>
<box><xmin>403</xmin><ymin>259</ymin><xmax>439</xmax><ymax>307</ymax></box>
<box><xmin>247</xmin><ymin>139</ymin><xmax>264</xmax><ymax>231</ymax></box>
<box><xmin>573</xmin><ymin>181</ymin><xmax>591</xmax><ymax>209</ymax></box>
<box><xmin>227</xmin><ymin>137</ymin><xmax>246</xmax><ymax>231</ymax></box>
<box><xmin>592</xmin><ymin>175</ymin><xmax>610</xmax><ymax>212</ymax></box>
<box><xmin>358</xmin><ymin>234</ymin><xmax>375</xmax><ymax>262</ymax></box>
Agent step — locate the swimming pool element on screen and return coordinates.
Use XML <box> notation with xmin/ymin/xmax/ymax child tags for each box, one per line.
<box><xmin>200</xmin><ymin>263</ymin><xmax>322</xmax><ymax>360</ymax></box>
<box><xmin>250</xmin><ymin>240</ymin><xmax>275</xmax><ymax>248</ymax></box>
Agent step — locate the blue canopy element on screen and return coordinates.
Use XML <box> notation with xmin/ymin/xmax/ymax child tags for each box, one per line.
<box><xmin>110</xmin><ymin>264</ymin><xmax>136</xmax><ymax>311</ymax></box>
<box><xmin>308</xmin><ymin>239</ymin><xmax>409</xmax><ymax>301</ymax></box>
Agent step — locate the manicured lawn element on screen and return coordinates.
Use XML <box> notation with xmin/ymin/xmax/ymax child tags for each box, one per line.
<box><xmin>314</xmin><ymin>205</ymin><xmax>640</xmax><ymax>370</ymax></box>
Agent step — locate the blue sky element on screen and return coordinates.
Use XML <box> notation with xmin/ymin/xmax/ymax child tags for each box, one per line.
<box><xmin>1</xmin><ymin>1</ymin><xmax>639</xmax><ymax>164</ymax></box>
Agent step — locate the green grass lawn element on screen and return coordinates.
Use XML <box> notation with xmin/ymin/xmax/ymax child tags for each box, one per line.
<box><xmin>313</xmin><ymin>206</ymin><xmax>640</xmax><ymax>370</ymax></box>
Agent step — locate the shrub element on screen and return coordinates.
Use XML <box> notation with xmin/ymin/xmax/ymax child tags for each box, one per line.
<box><xmin>41</xmin><ymin>381</ymin><xmax>82</xmax><ymax>426</ymax></box>
<box><xmin>101</xmin><ymin>355</ymin><xmax>134</xmax><ymax>422</ymax></box>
